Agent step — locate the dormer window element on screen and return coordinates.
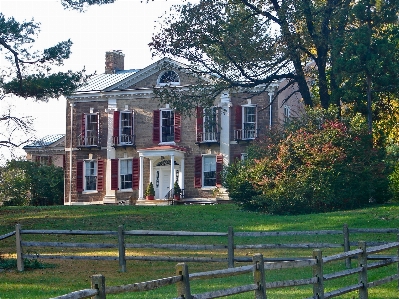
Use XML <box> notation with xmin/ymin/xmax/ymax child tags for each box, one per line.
<box><xmin>158</xmin><ymin>70</ymin><xmax>180</xmax><ymax>86</ymax></box>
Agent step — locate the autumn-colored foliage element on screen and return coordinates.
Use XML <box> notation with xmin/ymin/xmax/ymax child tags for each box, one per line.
<box><xmin>224</xmin><ymin>109</ymin><xmax>390</xmax><ymax>214</ymax></box>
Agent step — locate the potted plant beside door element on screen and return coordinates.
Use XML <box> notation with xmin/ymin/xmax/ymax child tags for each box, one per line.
<box><xmin>173</xmin><ymin>180</ymin><xmax>181</xmax><ymax>200</ymax></box>
<box><xmin>145</xmin><ymin>182</ymin><xmax>155</xmax><ymax>200</ymax></box>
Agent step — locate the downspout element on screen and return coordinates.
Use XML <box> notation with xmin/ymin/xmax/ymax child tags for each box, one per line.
<box><xmin>69</xmin><ymin>102</ymin><xmax>73</xmax><ymax>205</ymax></box>
<box><xmin>268</xmin><ymin>92</ymin><xmax>273</xmax><ymax>129</ymax></box>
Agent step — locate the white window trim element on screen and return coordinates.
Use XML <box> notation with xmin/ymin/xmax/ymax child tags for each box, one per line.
<box><xmin>202</xmin><ymin>155</ymin><xmax>217</xmax><ymax>189</ymax></box>
<box><xmin>157</xmin><ymin>70</ymin><xmax>180</xmax><ymax>87</ymax></box>
<box><xmin>159</xmin><ymin>108</ymin><xmax>176</xmax><ymax>145</ymax></box>
<box><xmin>202</xmin><ymin>107</ymin><xmax>218</xmax><ymax>142</ymax></box>
<box><xmin>119</xmin><ymin>158</ymin><xmax>133</xmax><ymax>192</ymax></box>
<box><xmin>242</xmin><ymin>104</ymin><xmax>257</xmax><ymax>140</ymax></box>
<box><xmin>119</xmin><ymin>111</ymin><xmax>133</xmax><ymax>145</ymax></box>
<box><xmin>82</xmin><ymin>159</ymin><xmax>98</xmax><ymax>194</ymax></box>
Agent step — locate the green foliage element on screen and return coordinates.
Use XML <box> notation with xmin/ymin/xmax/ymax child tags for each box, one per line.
<box><xmin>0</xmin><ymin>257</ymin><xmax>54</xmax><ymax>270</ymax></box>
<box><xmin>173</xmin><ymin>180</ymin><xmax>181</xmax><ymax>196</ymax></box>
<box><xmin>0</xmin><ymin>160</ymin><xmax>64</xmax><ymax>206</ymax></box>
<box><xmin>144</xmin><ymin>182</ymin><xmax>155</xmax><ymax>197</ymax></box>
<box><xmin>224</xmin><ymin>108</ymin><xmax>391</xmax><ymax>214</ymax></box>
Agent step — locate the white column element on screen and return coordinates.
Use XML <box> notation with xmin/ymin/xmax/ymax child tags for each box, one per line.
<box><xmin>149</xmin><ymin>159</ymin><xmax>153</xmax><ymax>182</ymax></box>
<box><xmin>104</xmin><ymin>99</ymin><xmax>117</xmax><ymax>204</ymax></box>
<box><xmin>220</xmin><ymin>91</ymin><xmax>231</xmax><ymax>166</ymax></box>
<box><xmin>139</xmin><ymin>155</ymin><xmax>144</xmax><ymax>199</ymax></box>
<box><xmin>180</xmin><ymin>158</ymin><xmax>185</xmax><ymax>190</ymax></box>
<box><xmin>170</xmin><ymin>154</ymin><xmax>175</xmax><ymax>192</ymax></box>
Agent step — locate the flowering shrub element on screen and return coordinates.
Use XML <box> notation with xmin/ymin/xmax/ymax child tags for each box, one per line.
<box><xmin>224</xmin><ymin>109</ymin><xmax>390</xmax><ymax>214</ymax></box>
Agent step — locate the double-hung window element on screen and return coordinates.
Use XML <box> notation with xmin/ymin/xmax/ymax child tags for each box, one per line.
<box><xmin>113</xmin><ymin>110</ymin><xmax>134</xmax><ymax>146</ymax></box>
<box><xmin>235</xmin><ymin>105</ymin><xmax>257</xmax><ymax>140</ymax></box>
<box><xmin>243</xmin><ymin>105</ymin><xmax>256</xmax><ymax>139</ymax></box>
<box><xmin>85</xmin><ymin>160</ymin><xmax>97</xmax><ymax>191</ymax></box>
<box><xmin>196</xmin><ymin>106</ymin><xmax>219</xmax><ymax>143</ymax></box>
<box><xmin>194</xmin><ymin>155</ymin><xmax>223</xmax><ymax>188</ymax></box>
<box><xmin>110</xmin><ymin>158</ymin><xmax>140</xmax><ymax>191</ymax></box>
<box><xmin>153</xmin><ymin>109</ymin><xmax>181</xmax><ymax>144</ymax></box>
<box><xmin>161</xmin><ymin>110</ymin><xmax>175</xmax><ymax>142</ymax></box>
<box><xmin>120</xmin><ymin>159</ymin><xmax>133</xmax><ymax>190</ymax></box>
<box><xmin>203</xmin><ymin>156</ymin><xmax>217</xmax><ymax>187</ymax></box>
<box><xmin>81</xmin><ymin>113</ymin><xmax>99</xmax><ymax>146</ymax></box>
<box><xmin>76</xmin><ymin>159</ymin><xmax>103</xmax><ymax>192</ymax></box>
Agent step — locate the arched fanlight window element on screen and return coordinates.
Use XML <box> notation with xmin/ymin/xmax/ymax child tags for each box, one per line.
<box><xmin>158</xmin><ymin>70</ymin><xmax>180</xmax><ymax>86</ymax></box>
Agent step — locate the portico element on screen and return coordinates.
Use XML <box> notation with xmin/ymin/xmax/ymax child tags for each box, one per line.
<box><xmin>137</xmin><ymin>145</ymin><xmax>186</xmax><ymax>199</ymax></box>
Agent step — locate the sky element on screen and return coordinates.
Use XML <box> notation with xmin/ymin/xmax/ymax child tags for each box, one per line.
<box><xmin>0</xmin><ymin>0</ymin><xmax>185</xmax><ymax>163</ymax></box>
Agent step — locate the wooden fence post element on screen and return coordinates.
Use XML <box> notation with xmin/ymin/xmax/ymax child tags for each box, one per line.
<box><xmin>228</xmin><ymin>226</ymin><xmax>234</xmax><ymax>268</ymax></box>
<box><xmin>312</xmin><ymin>249</ymin><xmax>324</xmax><ymax>299</ymax></box>
<box><xmin>253</xmin><ymin>253</ymin><xmax>267</xmax><ymax>299</ymax></box>
<box><xmin>176</xmin><ymin>263</ymin><xmax>191</xmax><ymax>299</ymax></box>
<box><xmin>358</xmin><ymin>241</ymin><xmax>368</xmax><ymax>299</ymax></box>
<box><xmin>118</xmin><ymin>225</ymin><xmax>126</xmax><ymax>272</ymax></box>
<box><xmin>15</xmin><ymin>224</ymin><xmax>24</xmax><ymax>272</ymax></box>
<box><xmin>343</xmin><ymin>223</ymin><xmax>351</xmax><ymax>268</ymax></box>
<box><xmin>91</xmin><ymin>274</ymin><xmax>106</xmax><ymax>299</ymax></box>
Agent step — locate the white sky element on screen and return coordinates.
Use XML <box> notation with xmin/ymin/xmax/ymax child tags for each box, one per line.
<box><xmin>0</xmin><ymin>0</ymin><xmax>185</xmax><ymax>163</ymax></box>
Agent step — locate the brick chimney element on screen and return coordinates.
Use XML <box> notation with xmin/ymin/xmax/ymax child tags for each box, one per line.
<box><xmin>105</xmin><ymin>50</ymin><xmax>125</xmax><ymax>74</ymax></box>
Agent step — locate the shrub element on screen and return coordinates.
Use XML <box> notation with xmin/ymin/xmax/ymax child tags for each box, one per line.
<box><xmin>224</xmin><ymin>108</ymin><xmax>391</xmax><ymax>214</ymax></box>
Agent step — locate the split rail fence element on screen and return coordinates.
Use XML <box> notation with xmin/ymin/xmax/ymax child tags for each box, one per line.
<box><xmin>50</xmin><ymin>240</ymin><xmax>399</xmax><ymax>299</ymax></box>
<box><xmin>4</xmin><ymin>224</ymin><xmax>399</xmax><ymax>272</ymax></box>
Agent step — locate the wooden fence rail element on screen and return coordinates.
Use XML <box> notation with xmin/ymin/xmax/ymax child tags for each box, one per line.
<box><xmin>50</xmin><ymin>239</ymin><xmax>399</xmax><ymax>299</ymax></box>
<box><xmin>10</xmin><ymin>223</ymin><xmax>399</xmax><ymax>272</ymax></box>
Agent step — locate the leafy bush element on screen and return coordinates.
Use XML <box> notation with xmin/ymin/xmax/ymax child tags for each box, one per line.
<box><xmin>224</xmin><ymin>107</ymin><xmax>391</xmax><ymax>214</ymax></box>
<box><xmin>0</xmin><ymin>160</ymin><xmax>64</xmax><ymax>206</ymax></box>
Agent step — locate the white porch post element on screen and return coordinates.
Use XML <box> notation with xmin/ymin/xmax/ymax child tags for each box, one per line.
<box><xmin>139</xmin><ymin>155</ymin><xmax>144</xmax><ymax>199</ymax></box>
<box><xmin>170</xmin><ymin>154</ymin><xmax>175</xmax><ymax>192</ymax></box>
<box><xmin>104</xmin><ymin>99</ymin><xmax>117</xmax><ymax>204</ymax></box>
<box><xmin>180</xmin><ymin>158</ymin><xmax>185</xmax><ymax>191</ymax></box>
<box><xmin>150</xmin><ymin>159</ymin><xmax>153</xmax><ymax>183</ymax></box>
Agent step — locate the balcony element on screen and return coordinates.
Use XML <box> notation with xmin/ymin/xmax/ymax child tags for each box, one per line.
<box><xmin>196</xmin><ymin>132</ymin><xmax>220</xmax><ymax>145</ymax></box>
<box><xmin>234</xmin><ymin>129</ymin><xmax>259</xmax><ymax>142</ymax></box>
<box><xmin>113</xmin><ymin>134</ymin><xmax>136</xmax><ymax>148</ymax></box>
<box><xmin>77</xmin><ymin>134</ymin><xmax>100</xmax><ymax>148</ymax></box>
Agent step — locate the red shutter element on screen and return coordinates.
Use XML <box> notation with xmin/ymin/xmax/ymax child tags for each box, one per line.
<box><xmin>81</xmin><ymin>113</ymin><xmax>86</xmax><ymax>145</ymax></box>
<box><xmin>174</xmin><ymin>112</ymin><xmax>181</xmax><ymax>142</ymax></box>
<box><xmin>235</xmin><ymin>105</ymin><xmax>242</xmax><ymax>130</ymax></box>
<box><xmin>196</xmin><ymin>107</ymin><xmax>203</xmax><ymax>142</ymax></box>
<box><xmin>216</xmin><ymin>155</ymin><xmax>223</xmax><ymax>187</ymax></box>
<box><xmin>132</xmin><ymin>157</ymin><xmax>140</xmax><ymax>190</ymax></box>
<box><xmin>113</xmin><ymin>111</ymin><xmax>120</xmax><ymax>144</ymax></box>
<box><xmin>194</xmin><ymin>156</ymin><xmax>202</xmax><ymax>188</ymax></box>
<box><xmin>153</xmin><ymin>110</ymin><xmax>160</xmax><ymax>144</ymax></box>
<box><xmin>48</xmin><ymin>156</ymin><xmax>52</xmax><ymax>165</ymax></box>
<box><xmin>111</xmin><ymin>159</ymin><xmax>119</xmax><ymax>190</ymax></box>
<box><xmin>97</xmin><ymin>159</ymin><xmax>104</xmax><ymax>191</ymax></box>
<box><xmin>76</xmin><ymin>160</ymin><xmax>84</xmax><ymax>192</ymax></box>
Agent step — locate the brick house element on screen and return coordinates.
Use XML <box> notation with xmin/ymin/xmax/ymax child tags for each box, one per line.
<box><xmin>23</xmin><ymin>134</ymin><xmax>65</xmax><ymax>169</ymax></box>
<box><xmin>64</xmin><ymin>51</ymin><xmax>302</xmax><ymax>205</ymax></box>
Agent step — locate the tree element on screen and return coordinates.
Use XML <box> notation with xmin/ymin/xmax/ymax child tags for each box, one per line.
<box><xmin>150</xmin><ymin>0</ymin><xmax>399</xmax><ymax>116</ymax></box>
<box><xmin>0</xmin><ymin>0</ymin><xmax>115</xmax><ymax>151</ymax></box>
<box><xmin>0</xmin><ymin>160</ymin><xmax>64</xmax><ymax>206</ymax></box>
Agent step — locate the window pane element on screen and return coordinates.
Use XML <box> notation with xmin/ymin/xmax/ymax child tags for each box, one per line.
<box><xmin>161</xmin><ymin>110</ymin><xmax>175</xmax><ymax>142</ymax></box>
<box><xmin>84</xmin><ymin>160</ymin><xmax>97</xmax><ymax>190</ymax></box>
<box><xmin>203</xmin><ymin>156</ymin><xmax>216</xmax><ymax>187</ymax></box>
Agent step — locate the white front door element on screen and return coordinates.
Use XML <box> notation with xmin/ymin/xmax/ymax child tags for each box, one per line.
<box><xmin>159</xmin><ymin>169</ymin><xmax>171</xmax><ymax>199</ymax></box>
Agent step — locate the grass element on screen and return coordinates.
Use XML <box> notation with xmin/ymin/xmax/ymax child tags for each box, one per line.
<box><xmin>1</xmin><ymin>203</ymin><xmax>399</xmax><ymax>298</ymax></box>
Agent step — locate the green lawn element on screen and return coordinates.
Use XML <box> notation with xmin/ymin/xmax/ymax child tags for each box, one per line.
<box><xmin>1</xmin><ymin>203</ymin><xmax>399</xmax><ymax>298</ymax></box>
